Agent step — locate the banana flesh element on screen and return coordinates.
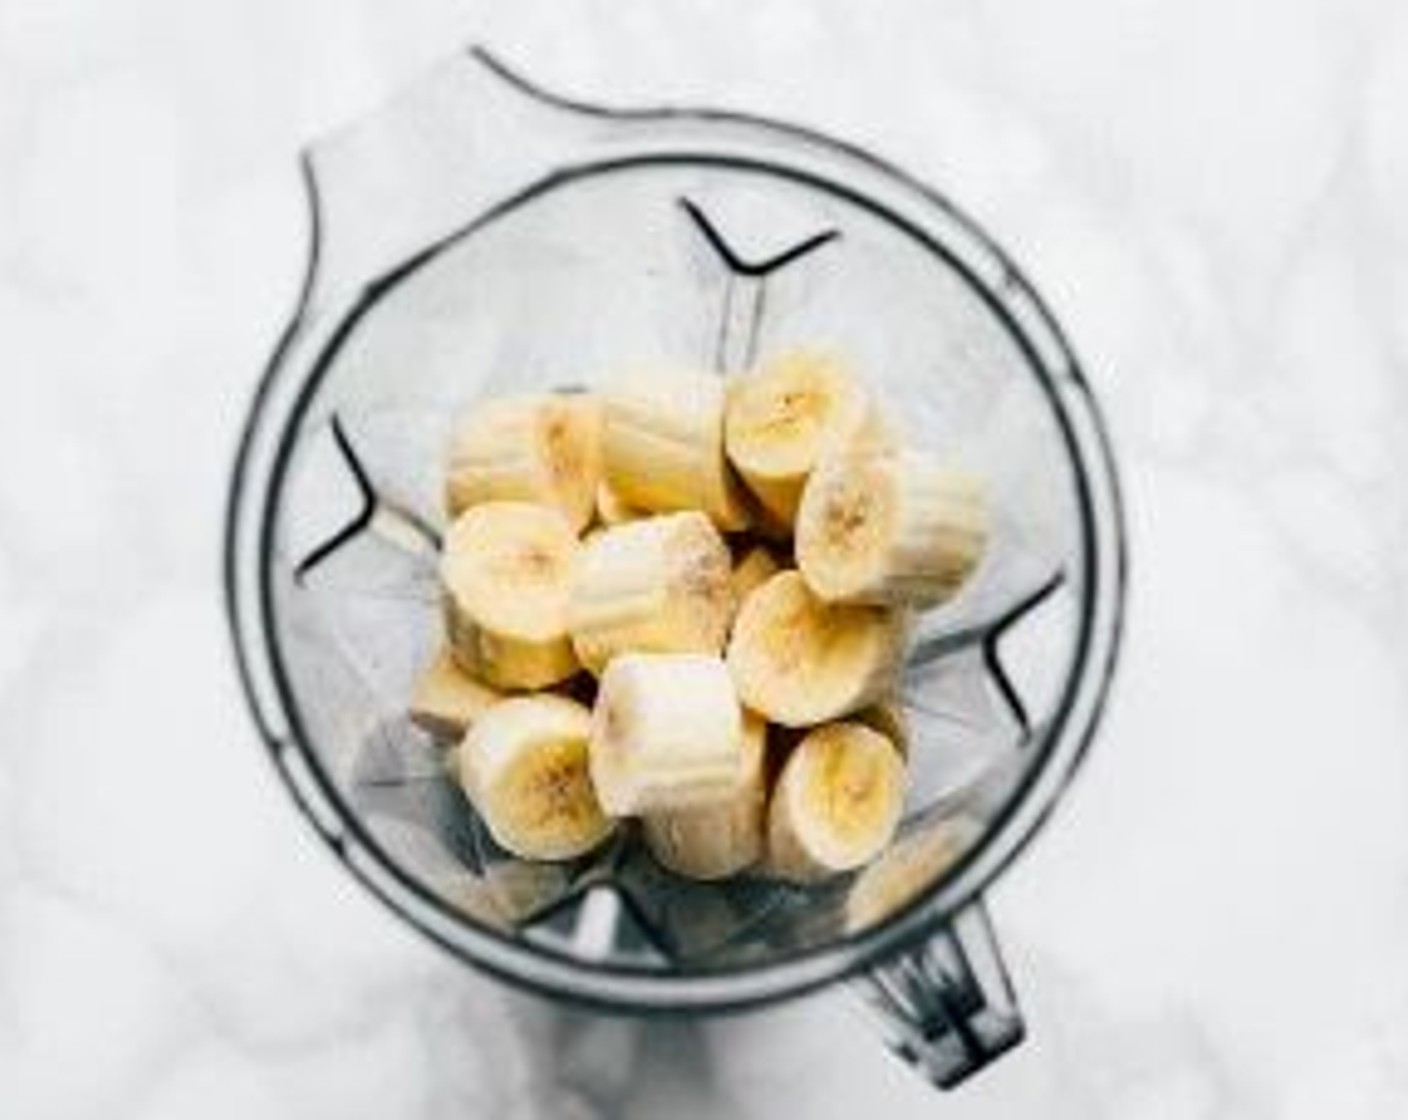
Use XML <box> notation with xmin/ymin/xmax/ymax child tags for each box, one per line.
<box><xmin>408</xmin><ymin>648</ymin><xmax>506</xmax><ymax>742</ymax></box>
<box><xmin>766</xmin><ymin>720</ymin><xmax>906</xmax><ymax>883</ymax></box>
<box><xmin>641</xmin><ymin>710</ymin><xmax>769</xmax><ymax>880</ymax></box>
<box><xmin>458</xmin><ymin>694</ymin><xmax>615</xmax><ymax>860</ymax></box>
<box><xmin>725</xmin><ymin>350</ymin><xmax>887</xmax><ymax>527</ymax></box>
<box><xmin>595</xmin><ymin>479</ymin><xmax>647</xmax><ymax>526</ymax></box>
<box><xmin>844</xmin><ymin>815</ymin><xmax>982</xmax><ymax>932</ymax></box>
<box><xmin>568</xmin><ymin>512</ymin><xmax>735</xmax><ymax>675</ymax></box>
<box><xmin>727</xmin><ymin>570</ymin><xmax>907</xmax><ymax>728</ymax></box>
<box><xmin>795</xmin><ymin>451</ymin><xmax>987</xmax><ymax>607</ymax></box>
<box><xmin>441</xmin><ymin>501</ymin><xmax>580</xmax><ymax>690</ymax></box>
<box><xmin>589</xmin><ymin>652</ymin><xmax>745</xmax><ymax>815</ymax></box>
<box><xmin>601</xmin><ymin>371</ymin><xmax>752</xmax><ymax>532</ymax></box>
<box><xmin>446</xmin><ymin>393</ymin><xmax>602</xmax><ymax>532</ymax></box>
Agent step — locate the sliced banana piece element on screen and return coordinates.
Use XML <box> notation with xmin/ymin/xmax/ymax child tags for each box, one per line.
<box><xmin>594</xmin><ymin>479</ymin><xmax>647</xmax><ymax>526</ymax></box>
<box><xmin>441</xmin><ymin>502</ymin><xmax>580</xmax><ymax>690</ymax></box>
<box><xmin>590</xmin><ymin>652</ymin><xmax>744</xmax><ymax>815</ymax></box>
<box><xmin>725</xmin><ymin>350</ymin><xmax>888</xmax><ymax>527</ymax></box>
<box><xmin>446</xmin><ymin>393</ymin><xmax>602</xmax><ymax>532</ymax></box>
<box><xmin>727</xmin><ymin>570</ymin><xmax>907</xmax><ymax>728</ymax></box>
<box><xmin>408</xmin><ymin>648</ymin><xmax>506</xmax><ymax>742</ymax></box>
<box><xmin>601</xmin><ymin>371</ymin><xmax>752</xmax><ymax>532</ymax></box>
<box><xmin>844</xmin><ymin>815</ymin><xmax>983</xmax><ymax>932</ymax></box>
<box><xmin>458</xmin><ymin>694</ymin><xmax>615</xmax><ymax>861</ymax></box>
<box><xmin>795</xmin><ymin>451</ymin><xmax>987</xmax><ymax>607</ymax></box>
<box><xmin>729</xmin><ymin>543</ymin><xmax>783</xmax><ymax>604</ymax></box>
<box><xmin>767</xmin><ymin>720</ymin><xmax>906</xmax><ymax>883</ymax></box>
<box><xmin>642</xmin><ymin>710</ymin><xmax>768</xmax><ymax>880</ymax></box>
<box><xmin>568</xmin><ymin>512</ymin><xmax>735</xmax><ymax>675</ymax></box>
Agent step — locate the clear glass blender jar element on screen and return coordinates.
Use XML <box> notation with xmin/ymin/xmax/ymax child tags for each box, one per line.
<box><xmin>224</xmin><ymin>48</ymin><xmax>1126</xmax><ymax>1090</ymax></box>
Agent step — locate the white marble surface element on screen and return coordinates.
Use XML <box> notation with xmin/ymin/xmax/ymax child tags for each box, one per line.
<box><xmin>3</xmin><ymin>0</ymin><xmax>1408</xmax><ymax>1115</ymax></box>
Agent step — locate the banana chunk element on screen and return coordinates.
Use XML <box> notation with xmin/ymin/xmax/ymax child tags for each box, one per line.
<box><xmin>725</xmin><ymin>350</ymin><xmax>887</xmax><ymax>527</ymax></box>
<box><xmin>727</xmin><ymin>570</ymin><xmax>906</xmax><ymax>728</ymax></box>
<box><xmin>568</xmin><ymin>512</ymin><xmax>735</xmax><ymax>675</ymax></box>
<box><xmin>767</xmin><ymin>721</ymin><xmax>906</xmax><ymax>883</ymax></box>
<box><xmin>729</xmin><ymin>543</ymin><xmax>783</xmax><ymax>604</ymax></box>
<box><xmin>795</xmin><ymin>451</ymin><xmax>987</xmax><ymax>607</ymax></box>
<box><xmin>446</xmin><ymin>393</ymin><xmax>602</xmax><ymax>532</ymax></box>
<box><xmin>594</xmin><ymin>479</ymin><xmax>647</xmax><ymax>526</ymax></box>
<box><xmin>601</xmin><ymin>371</ymin><xmax>752</xmax><ymax>532</ymax></box>
<box><xmin>642</xmin><ymin>710</ymin><xmax>769</xmax><ymax>880</ymax></box>
<box><xmin>844</xmin><ymin>815</ymin><xmax>983</xmax><ymax>932</ymax></box>
<box><xmin>408</xmin><ymin>648</ymin><xmax>506</xmax><ymax>741</ymax></box>
<box><xmin>590</xmin><ymin>653</ymin><xmax>744</xmax><ymax>815</ymax></box>
<box><xmin>458</xmin><ymin>694</ymin><xmax>615</xmax><ymax>861</ymax></box>
<box><xmin>441</xmin><ymin>502</ymin><xmax>580</xmax><ymax>690</ymax></box>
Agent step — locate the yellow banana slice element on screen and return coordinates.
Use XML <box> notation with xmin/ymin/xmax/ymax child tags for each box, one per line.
<box><xmin>441</xmin><ymin>501</ymin><xmax>580</xmax><ymax>690</ymax></box>
<box><xmin>458</xmin><ymin>694</ymin><xmax>615</xmax><ymax>860</ymax></box>
<box><xmin>589</xmin><ymin>652</ymin><xmax>744</xmax><ymax>815</ymax></box>
<box><xmin>766</xmin><ymin>720</ymin><xmax>906</xmax><ymax>883</ymax></box>
<box><xmin>446</xmin><ymin>393</ymin><xmax>602</xmax><ymax>532</ymax></box>
<box><xmin>844</xmin><ymin>815</ymin><xmax>982</xmax><ymax>932</ymax></box>
<box><xmin>727</xmin><ymin>570</ymin><xmax>907</xmax><ymax>728</ymax></box>
<box><xmin>795</xmin><ymin>451</ymin><xmax>987</xmax><ymax>607</ymax></box>
<box><xmin>601</xmin><ymin>371</ymin><xmax>752</xmax><ymax>532</ymax></box>
<box><xmin>725</xmin><ymin>350</ymin><xmax>888</xmax><ymax>527</ymax></box>
<box><xmin>408</xmin><ymin>648</ymin><xmax>506</xmax><ymax>742</ymax></box>
<box><xmin>641</xmin><ymin>710</ymin><xmax>769</xmax><ymax>880</ymax></box>
<box><xmin>568</xmin><ymin>512</ymin><xmax>735</xmax><ymax>675</ymax></box>
<box><xmin>594</xmin><ymin>479</ymin><xmax>647</xmax><ymax>526</ymax></box>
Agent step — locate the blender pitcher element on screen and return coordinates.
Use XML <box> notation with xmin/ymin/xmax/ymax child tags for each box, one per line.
<box><xmin>223</xmin><ymin>47</ymin><xmax>1126</xmax><ymax>1090</ymax></box>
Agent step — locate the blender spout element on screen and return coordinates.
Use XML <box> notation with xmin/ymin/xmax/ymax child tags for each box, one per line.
<box><xmin>298</xmin><ymin>46</ymin><xmax>618</xmax><ymax>313</ymax></box>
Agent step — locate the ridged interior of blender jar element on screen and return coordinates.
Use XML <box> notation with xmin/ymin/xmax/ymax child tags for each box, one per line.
<box><xmin>269</xmin><ymin>161</ymin><xmax>1082</xmax><ymax>971</ymax></box>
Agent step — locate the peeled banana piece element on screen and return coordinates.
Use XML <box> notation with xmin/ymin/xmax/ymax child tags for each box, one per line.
<box><xmin>408</xmin><ymin>648</ymin><xmax>505</xmax><ymax>741</ymax></box>
<box><xmin>795</xmin><ymin>451</ymin><xmax>987</xmax><ymax>607</ymax></box>
<box><xmin>642</xmin><ymin>710</ymin><xmax>768</xmax><ymax>880</ymax></box>
<box><xmin>568</xmin><ymin>512</ymin><xmax>735</xmax><ymax>675</ymax></box>
<box><xmin>589</xmin><ymin>652</ymin><xmax>744</xmax><ymax>815</ymax></box>
<box><xmin>844</xmin><ymin>815</ymin><xmax>982</xmax><ymax>933</ymax></box>
<box><xmin>458</xmin><ymin>694</ymin><xmax>615</xmax><ymax>860</ymax></box>
<box><xmin>727</xmin><ymin>570</ymin><xmax>907</xmax><ymax>728</ymax></box>
<box><xmin>446</xmin><ymin>393</ymin><xmax>602</xmax><ymax>532</ymax></box>
<box><xmin>725</xmin><ymin>350</ymin><xmax>887</xmax><ymax>527</ymax></box>
<box><xmin>601</xmin><ymin>371</ymin><xmax>752</xmax><ymax>532</ymax></box>
<box><xmin>441</xmin><ymin>501</ymin><xmax>580</xmax><ymax>690</ymax></box>
<box><xmin>595</xmin><ymin>479</ymin><xmax>647</xmax><ymax>526</ymax></box>
<box><xmin>767</xmin><ymin>720</ymin><xmax>906</xmax><ymax>883</ymax></box>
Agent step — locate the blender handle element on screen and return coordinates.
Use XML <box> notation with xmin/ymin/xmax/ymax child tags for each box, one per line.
<box><xmin>858</xmin><ymin>899</ymin><xmax>1025</xmax><ymax>1088</ymax></box>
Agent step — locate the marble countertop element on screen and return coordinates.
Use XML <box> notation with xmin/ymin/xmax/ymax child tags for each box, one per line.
<box><xmin>3</xmin><ymin>0</ymin><xmax>1407</xmax><ymax>1116</ymax></box>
